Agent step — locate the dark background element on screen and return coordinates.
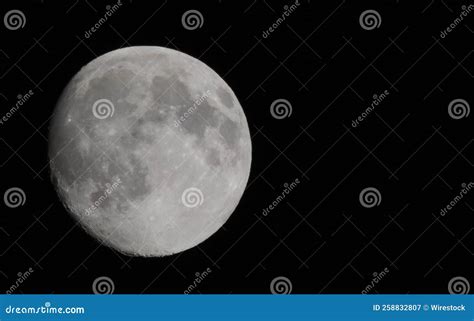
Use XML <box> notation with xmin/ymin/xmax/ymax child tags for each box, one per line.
<box><xmin>0</xmin><ymin>0</ymin><xmax>472</xmax><ymax>294</ymax></box>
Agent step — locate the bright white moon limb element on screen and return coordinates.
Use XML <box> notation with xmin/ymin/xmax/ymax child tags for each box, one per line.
<box><xmin>48</xmin><ymin>46</ymin><xmax>252</xmax><ymax>257</ymax></box>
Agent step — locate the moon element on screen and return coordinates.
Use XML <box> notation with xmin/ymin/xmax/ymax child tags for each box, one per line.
<box><xmin>48</xmin><ymin>46</ymin><xmax>252</xmax><ymax>257</ymax></box>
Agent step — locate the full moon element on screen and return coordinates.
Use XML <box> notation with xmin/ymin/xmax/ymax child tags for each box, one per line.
<box><xmin>48</xmin><ymin>46</ymin><xmax>252</xmax><ymax>257</ymax></box>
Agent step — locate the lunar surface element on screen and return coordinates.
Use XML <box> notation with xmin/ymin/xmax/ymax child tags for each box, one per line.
<box><xmin>48</xmin><ymin>46</ymin><xmax>252</xmax><ymax>257</ymax></box>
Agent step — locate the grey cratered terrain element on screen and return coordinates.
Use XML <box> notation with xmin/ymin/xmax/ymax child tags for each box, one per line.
<box><xmin>49</xmin><ymin>46</ymin><xmax>252</xmax><ymax>257</ymax></box>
